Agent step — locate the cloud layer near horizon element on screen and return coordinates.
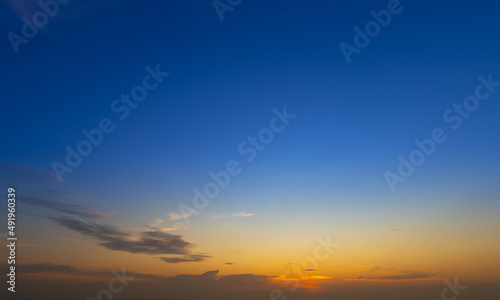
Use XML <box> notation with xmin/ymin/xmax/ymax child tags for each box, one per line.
<box><xmin>21</xmin><ymin>196</ymin><xmax>210</xmax><ymax>263</ymax></box>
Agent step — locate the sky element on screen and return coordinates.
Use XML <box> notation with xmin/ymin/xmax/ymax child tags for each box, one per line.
<box><xmin>1</xmin><ymin>0</ymin><xmax>500</xmax><ymax>299</ymax></box>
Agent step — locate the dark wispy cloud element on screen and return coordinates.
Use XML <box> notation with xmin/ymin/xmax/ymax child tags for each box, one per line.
<box><xmin>53</xmin><ymin>216</ymin><xmax>190</xmax><ymax>255</ymax></box>
<box><xmin>216</xmin><ymin>273</ymin><xmax>271</xmax><ymax>289</ymax></box>
<box><xmin>0</xmin><ymin>163</ymin><xmax>58</xmax><ymax>185</ymax></box>
<box><xmin>3</xmin><ymin>164</ymin><xmax>208</xmax><ymax>263</ymax></box>
<box><xmin>7</xmin><ymin>262</ymin><xmax>161</xmax><ymax>281</ymax></box>
<box><xmin>21</xmin><ymin>196</ymin><xmax>210</xmax><ymax>263</ymax></box>
<box><xmin>165</xmin><ymin>270</ymin><xmax>275</xmax><ymax>291</ymax></box>
<box><xmin>7</xmin><ymin>263</ymin><xmax>493</xmax><ymax>300</ymax></box>
<box><xmin>0</xmin><ymin>164</ymin><xmax>60</xmax><ymax>198</ymax></box>
<box><xmin>158</xmin><ymin>254</ymin><xmax>210</xmax><ymax>263</ymax></box>
<box><xmin>22</xmin><ymin>197</ymin><xmax>112</xmax><ymax>219</ymax></box>
<box><xmin>12</xmin><ymin>264</ymin><xmax>277</xmax><ymax>293</ymax></box>
<box><xmin>346</xmin><ymin>272</ymin><xmax>437</xmax><ymax>281</ymax></box>
<box><xmin>346</xmin><ymin>266</ymin><xmax>437</xmax><ymax>281</ymax></box>
<box><xmin>18</xmin><ymin>262</ymin><xmax>76</xmax><ymax>274</ymax></box>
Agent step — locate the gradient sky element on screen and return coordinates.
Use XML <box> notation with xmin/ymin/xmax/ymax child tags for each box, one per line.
<box><xmin>1</xmin><ymin>0</ymin><xmax>500</xmax><ymax>299</ymax></box>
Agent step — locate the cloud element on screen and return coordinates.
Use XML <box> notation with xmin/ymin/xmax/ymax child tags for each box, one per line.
<box><xmin>8</xmin><ymin>262</ymin><xmax>162</xmax><ymax>280</ymax></box>
<box><xmin>5</xmin><ymin>263</ymin><xmax>341</xmax><ymax>299</ymax></box>
<box><xmin>169</xmin><ymin>211</ymin><xmax>196</xmax><ymax>221</ymax></box>
<box><xmin>345</xmin><ymin>272</ymin><xmax>438</xmax><ymax>281</ymax></box>
<box><xmin>231</xmin><ymin>212</ymin><xmax>253</xmax><ymax>217</ymax></box>
<box><xmin>225</xmin><ymin>262</ymin><xmax>234</xmax><ymax>265</ymax></box>
<box><xmin>216</xmin><ymin>273</ymin><xmax>271</xmax><ymax>289</ymax></box>
<box><xmin>21</xmin><ymin>197</ymin><xmax>210</xmax><ymax>261</ymax></box>
<box><xmin>390</xmin><ymin>228</ymin><xmax>400</xmax><ymax>232</ymax></box>
<box><xmin>212</xmin><ymin>212</ymin><xmax>254</xmax><ymax>219</ymax></box>
<box><xmin>146</xmin><ymin>218</ymin><xmax>188</xmax><ymax>232</ymax></box>
<box><xmin>0</xmin><ymin>164</ymin><xmax>60</xmax><ymax>198</ymax></box>
<box><xmin>152</xmin><ymin>218</ymin><xmax>164</xmax><ymax>226</ymax></box>
<box><xmin>7</xmin><ymin>165</ymin><xmax>208</xmax><ymax>263</ymax></box>
<box><xmin>22</xmin><ymin>197</ymin><xmax>114</xmax><ymax>219</ymax></box>
<box><xmin>14</xmin><ymin>264</ymin><xmax>275</xmax><ymax>289</ymax></box>
<box><xmin>18</xmin><ymin>262</ymin><xmax>76</xmax><ymax>274</ymax></box>
<box><xmin>53</xmin><ymin>216</ymin><xmax>194</xmax><ymax>256</ymax></box>
<box><xmin>354</xmin><ymin>265</ymin><xmax>395</xmax><ymax>272</ymax></box>
<box><xmin>0</xmin><ymin>163</ymin><xmax>58</xmax><ymax>186</ymax></box>
<box><xmin>165</xmin><ymin>270</ymin><xmax>276</xmax><ymax>291</ymax></box>
<box><xmin>157</xmin><ymin>254</ymin><xmax>210</xmax><ymax>263</ymax></box>
<box><xmin>347</xmin><ymin>266</ymin><xmax>437</xmax><ymax>281</ymax></box>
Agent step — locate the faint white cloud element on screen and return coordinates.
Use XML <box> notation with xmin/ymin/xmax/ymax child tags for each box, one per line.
<box><xmin>231</xmin><ymin>212</ymin><xmax>253</xmax><ymax>217</ymax></box>
<box><xmin>152</xmin><ymin>218</ymin><xmax>163</xmax><ymax>226</ymax></box>
<box><xmin>348</xmin><ymin>265</ymin><xmax>437</xmax><ymax>281</ymax></box>
<box><xmin>169</xmin><ymin>211</ymin><xmax>196</xmax><ymax>221</ymax></box>
<box><xmin>212</xmin><ymin>212</ymin><xmax>254</xmax><ymax>218</ymax></box>
<box><xmin>147</xmin><ymin>217</ymin><xmax>188</xmax><ymax>232</ymax></box>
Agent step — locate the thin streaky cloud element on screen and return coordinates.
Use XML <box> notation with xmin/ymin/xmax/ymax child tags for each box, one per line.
<box><xmin>21</xmin><ymin>197</ymin><xmax>210</xmax><ymax>262</ymax></box>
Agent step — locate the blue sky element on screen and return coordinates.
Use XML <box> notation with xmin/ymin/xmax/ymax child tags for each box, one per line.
<box><xmin>1</xmin><ymin>0</ymin><xmax>500</xmax><ymax>232</ymax></box>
